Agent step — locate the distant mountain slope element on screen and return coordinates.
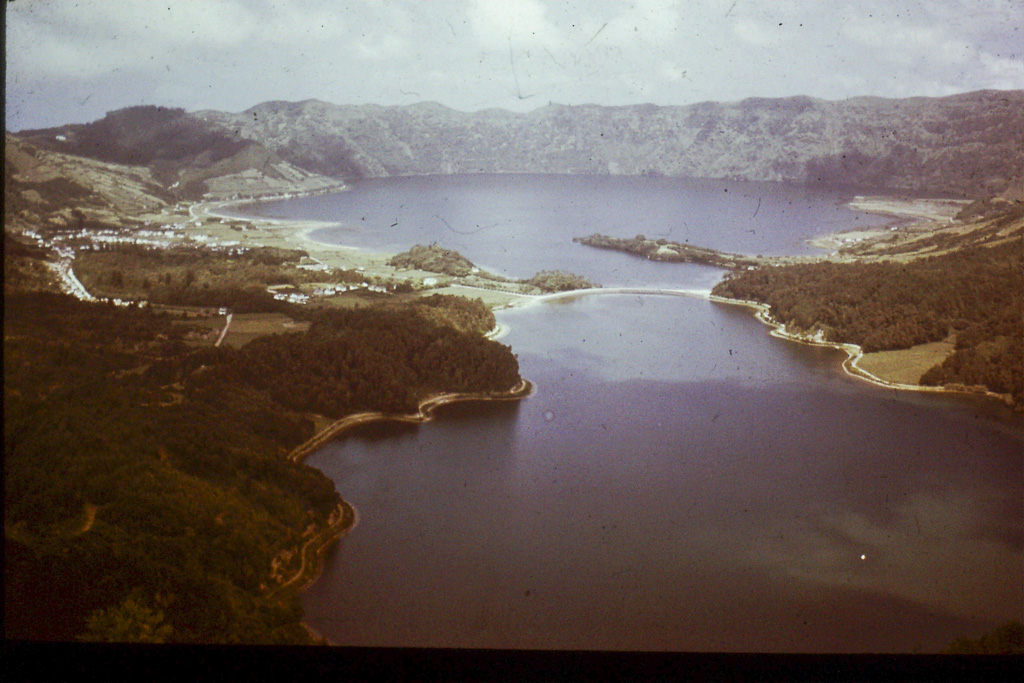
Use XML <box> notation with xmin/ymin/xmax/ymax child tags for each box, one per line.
<box><xmin>16</xmin><ymin>106</ymin><xmax>338</xmax><ymax>200</ymax></box>
<box><xmin>5</xmin><ymin>133</ymin><xmax>172</xmax><ymax>230</ymax></box>
<box><xmin>17</xmin><ymin>91</ymin><xmax>1023</xmax><ymax>198</ymax></box>
<box><xmin>192</xmin><ymin>90</ymin><xmax>1023</xmax><ymax>197</ymax></box>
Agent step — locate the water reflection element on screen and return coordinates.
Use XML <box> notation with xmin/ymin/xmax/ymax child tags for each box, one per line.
<box><xmin>272</xmin><ymin>171</ymin><xmax>1024</xmax><ymax>652</ymax></box>
<box><xmin>301</xmin><ymin>294</ymin><xmax>1021</xmax><ymax>652</ymax></box>
<box><xmin>242</xmin><ymin>174</ymin><xmax>893</xmax><ymax>286</ymax></box>
<box><xmin>749</xmin><ymin>490</ymin><xmax>1022</xmax><ymax>622</ymax></box>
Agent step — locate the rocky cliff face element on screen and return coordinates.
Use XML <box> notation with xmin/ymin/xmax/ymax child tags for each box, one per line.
<box><xmin>194</xmin><ymin>90</ymin><xmax>1023</xmax><ymax>197</ymax></box>
<box><xmin>19</xmin><ymin>91</ymin><xmax>1024</xmax><ymax>198</ymax></box>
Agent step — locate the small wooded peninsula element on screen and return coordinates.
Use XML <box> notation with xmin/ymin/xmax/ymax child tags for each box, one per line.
<box><xmin>571</xmin><ymin>198</ymin><xmax>1023</xmax><ymax>409</ymax></box>
<box><xmin>389</xmin><ymin>243</ymin><xmax>599</xmax><ymax>293</ymax></box>
<box><xmin>574</xmin><ymin>233</ymin><xmax>765</xmax><ymax>269</ymax></box>
<box><xmin>712</xmin><ymin>201</ymin><xmax>1024</xmax><ymax>408</ymax></box>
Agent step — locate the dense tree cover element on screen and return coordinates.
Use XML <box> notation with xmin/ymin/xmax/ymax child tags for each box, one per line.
<box><xmin>712</xmin><ymin>239</ymin><xmax>1022</xmax><ymax>405</ymax></box>
<box><xmin>20</xmin><ymin>106</ymin><xmax>254</xmax><ymax>195</ymax></box>
<box><xmin>198</xmin><ymin>304</ymin><xmax>520</xmax><ymax>418</ymax></box>
<box><xmin>4</xmin><ymin>293</ymin><xmax>336</xmax><ymax>643</ymax></box>
<box><xmin>574</xmin><ymin>233</ymin><xmax>761</xmax><ymax>268</ymax></box>
<box><xmin>919</xmin><ymin>325</ymin><xmax>1022</xmax><ymax>402</ymax></box>
<box><xmin>4</xmin><ymin>234</ymin><xmax>60</xmax><ymax>293</ymax></box>
<box><xmin>78</xmin><ymin>596</ymin><xmax>176</xmax><ymax>643</ymax></box>
<box><xmin>394</xmin><ymin>293</ymin><xmax>497</xmax><ymax>335</ymax></box>
<box><xmin>525</xmin><ymin>270</ymin><xmax>600</xmax><ymax>292</ymax></box>
<box><xmin>5</xmin><ymin>291</ymin><xmax>520</xmax><ymax>642</ymax></box>
<box><xmin>388</xmin><ymin>243</ymin><xmax>479</xmax><ymax>277</ymax></box>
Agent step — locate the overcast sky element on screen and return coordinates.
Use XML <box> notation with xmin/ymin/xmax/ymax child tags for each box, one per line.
<box><xmin>6</xmin><ymin>0</ymin><xmax>1024</xmax><ymax>131</ymax></box>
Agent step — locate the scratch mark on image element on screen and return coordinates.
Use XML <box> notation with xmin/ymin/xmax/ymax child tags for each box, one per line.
<box><xmin>584</xmin><ymin>22</ymin><xmax>609</xmax><ymax>47</ymax></box>
<box><xmin>433</xmin><ymin>214</ymin><xmax>495</xmax><ymax>236</ymax></box>
<box><xmin>508</xmin><ymin>40</ymin><xmax>536</xmax><ymax>100</ymax></box>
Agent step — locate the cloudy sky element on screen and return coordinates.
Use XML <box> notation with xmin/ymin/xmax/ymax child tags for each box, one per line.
<box><xmin>6</xmin><ymin>0</ymin><xmax>1024</xmax><ymax>131</ymax></box>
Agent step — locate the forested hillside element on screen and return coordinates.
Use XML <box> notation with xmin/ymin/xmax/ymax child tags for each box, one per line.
<box><xmin>712</xmin><ymin>237</ymin><xmax>1022</xmax><ymax>405</ymax></box>
<box><xmin>199</xmin><ymin>304</ymin><xmax>521</xmax><ymax>418</ymax></box>
<box><xmin>4</xmin><ymin>293</ymin><xmax>520</xmax><ymax>642</ymax></box>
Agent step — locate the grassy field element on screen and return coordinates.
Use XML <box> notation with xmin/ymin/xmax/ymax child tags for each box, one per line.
<box><xmin>858</xmin><ymin>339</ymin><xmax>956</xmax><ymax>385</ymax></box>
<box><xmin>159</xmin><ymin>304</ymin><xmax>229</xmax><ymax>346</ymax></box>
<box><xmin>221</xmin><ymin>312</ymin><xmax>310</xmax><ymax>348</ymax></box>
<box><xmin>433</xmin><ymin>285</ymin><xmax>527</xmax><ymax>309</ymax></box>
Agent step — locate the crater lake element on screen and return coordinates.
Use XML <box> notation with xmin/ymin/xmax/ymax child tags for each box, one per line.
<box><xmin>240</xmin><ymin>175</ymin><xmax>1022</xmax><ymax>652</ymax></box>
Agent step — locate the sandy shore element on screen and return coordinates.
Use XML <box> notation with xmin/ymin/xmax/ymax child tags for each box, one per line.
<box><xmin>192</xmin><ymin>196</ymin><xmax>402</xmax><ymax>277</ymax></box>
<box><xmin>808</xmin><ymin>195</ymin><xmax>970</xmax><ymax>254</ymax></box>
<box><xmin>845</xmin><ymin>195</ymin><xmax>969</xmax><ymax>221</ymax></box>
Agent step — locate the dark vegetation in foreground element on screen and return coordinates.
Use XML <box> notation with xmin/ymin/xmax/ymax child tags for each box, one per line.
<box><xmin>4</xmin><ymin>292</ymin><xmax>520</xmax><ymax>643</ymax></box>
<box><xmin>943</xmin><ymin>620</ymin><xmax>1023</xmax><ymax>654</ymax></box>
<box><xmin>712</xmin><ymin>238</ymin><xmax>1023</xmax><ymax>406</ymax></box>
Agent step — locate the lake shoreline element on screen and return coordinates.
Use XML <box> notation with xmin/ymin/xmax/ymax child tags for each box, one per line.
<box><xmin>708</xmin><ymin>293</ymin><xmax>1015</xmax><ymax>407</ymax></box>
<box><xmin>283</xmin><ymin>377</ymin><xmax>534</xmax><ymax>642</ymax></box>
<box><xmin>288</xmin><ymin>378</ymin><xmax>535</xmax><ymax>465</ymax></box>
<box><xmin>203</xmin><ymin>184</ymin><xmax>1012</xmax><ymax>646</ymax></box>
<box><xmin>204</xmin><ymin>183</ymin><xmax>1013</xmax><ymax>416</ymax></box>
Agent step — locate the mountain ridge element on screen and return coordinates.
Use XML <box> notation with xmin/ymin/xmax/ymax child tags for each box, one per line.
<box><xmin>15</xmin><ymin>90</ymin><xmax>1023</xmax><ymax>198</ymax></box>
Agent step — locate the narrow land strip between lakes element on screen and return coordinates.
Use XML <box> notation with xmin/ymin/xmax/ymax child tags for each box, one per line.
<box><xmin>287</xmin><ymin>378</ymin><xmax>535</xmax><ymax>466</ymax></box>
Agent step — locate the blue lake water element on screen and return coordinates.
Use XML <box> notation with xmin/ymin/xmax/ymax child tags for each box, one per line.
<box><xmin>242</xmin><ymin>176</ymin><xmax>1022</xmax><ymax>652</ymax></box>
<box><xmin>240</xmin><ymin>174</ymin><xmax>889</xmax><ymax>286</ymax></box>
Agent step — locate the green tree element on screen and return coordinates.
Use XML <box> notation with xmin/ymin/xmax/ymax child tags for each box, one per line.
<box><xmin>78</xmin><ymin>597</ymin><xmax>174</xmax><ymax>643</ymax></box>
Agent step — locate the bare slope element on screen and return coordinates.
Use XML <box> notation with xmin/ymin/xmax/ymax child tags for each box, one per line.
<box><xmin>5</xmin><ymin>133</ymin><xmax>172</xmax><ymax>231</ymax></box>
<box><xmin>15</xmin><ymin>106</ymin><xmax>339</xmax><ymax>200</ymax></box>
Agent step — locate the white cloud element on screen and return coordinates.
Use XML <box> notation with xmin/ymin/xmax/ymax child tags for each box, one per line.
<box><xmin>732</xmin><ymin>17</ymin><xmax>777</xmax><ymax>48</ymax></box>
<box><xmin>256</xmin><ymin>3</ymin><xmax>348</xmax><ymax>44</ymax></box>
<box><xmin>598</xmin><ymin>0</ymin><xmax>683</xmax><ymax>48</ymax></box>
<box><xmin>980</xmin><ymin>52</ymin><xmax>1024</xmax><ymax>88</ymax></box>
<box><xmin>353</xmin><ymin>34</ymin><xmax>408</xmax><ymax>61</ymax></box>
<box><xmin>5</xmin><ymin>0</ymin><xmax>1023</xmax><ymax>130</ymax></box>
<box><xmin>661</xmin><ymin>62</ymin><xmax>688</xmax><ymax>82</ymax></box>
<box><xmin>469</xmin><ymin>0</ymin><xmax>563</xmax><ymax>50</ymax></box>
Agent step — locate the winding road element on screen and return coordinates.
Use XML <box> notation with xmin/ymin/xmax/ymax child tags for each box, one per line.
<box><xmin>214</xmin><ymin>313</ymin><xmax>233</xmax><ymax>347</ymax></box>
